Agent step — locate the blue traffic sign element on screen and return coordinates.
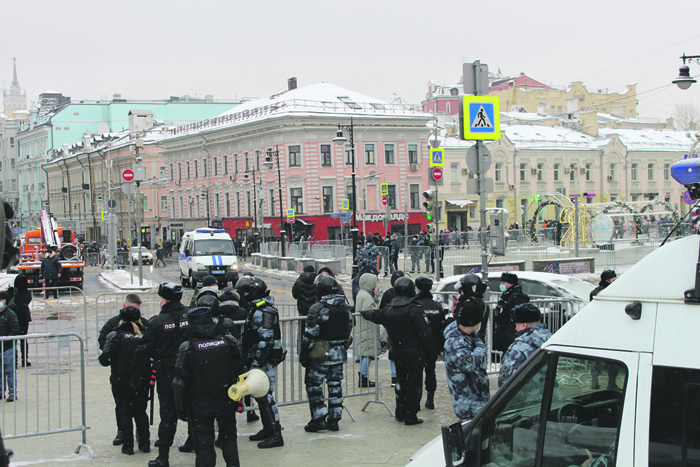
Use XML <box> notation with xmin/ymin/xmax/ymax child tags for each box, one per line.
<box><xmin>469</xmin><ymin>102</ymin><xmax>495</xmax><ymax>133</ymax></box>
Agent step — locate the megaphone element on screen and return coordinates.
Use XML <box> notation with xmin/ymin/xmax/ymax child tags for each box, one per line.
<box><xmin>228</xmin><ymin>368</ymin><xmax>271</xmax><ymax>401</ymax></box>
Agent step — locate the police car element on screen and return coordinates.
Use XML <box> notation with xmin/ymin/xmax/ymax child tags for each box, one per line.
<box><xmin>178</xmin><ymin>228</ymin><xmax>239</xmax><ymax>288</ymax></box>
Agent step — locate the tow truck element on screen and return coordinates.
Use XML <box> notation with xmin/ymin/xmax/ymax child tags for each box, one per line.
<box><xmin>17</xmin><ymin>211</ymin><xmax>84</xmax><ymax>290</ymax></box>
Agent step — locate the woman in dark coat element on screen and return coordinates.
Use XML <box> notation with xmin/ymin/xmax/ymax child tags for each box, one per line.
<box><xmin>8</xmin><ymin>275</ymin><xmax>31</xmax><ymax>367</ymax></box>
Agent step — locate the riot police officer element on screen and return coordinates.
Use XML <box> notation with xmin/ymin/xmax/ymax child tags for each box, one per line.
<box><xmin>360</xmin><ymin>277</ymin><xmax>438</xmax><ymax>425</ymax></box>
<box><xmin>240</xmin><ymin>277</ymin><xmax>285</xmax><ymax>448</ymax></box>
<box><xmin>173</xmin><ymin>307</ymin><xmax>246</xmax><ymax>467</ymax></box>
<box><xmin>131</xmin><ymin>283</ymin><xmax>190</xmax><ymax>467</ymax></box>
<box><xmin>300</xmin><ymin>276</ymin><xmax>352</xmax><ymax>432</ymax></box>
<box><xmin>450</xmin><ymin>274</ymin><xmax>489</xmax><ymax>338</ymax></box>
<box><xmin>413</xmin><ymin>277</ymin><xmax>445</xmax><ymax>410</ymax></box>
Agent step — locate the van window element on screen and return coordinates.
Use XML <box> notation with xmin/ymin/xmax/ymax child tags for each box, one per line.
<box><xmin>649</xmin><ymin>366</ymin><xmax>700</xmax><ymax>467</ymax></box>
<box><xmin>478</xmin><ymin>352</ymin><xmax>626</xmax><ymax>467</ymax></box>
<box><xmin>193</xmin><ymin>239</ymin><xmax>235</xmax><ymax>256</ymax></box>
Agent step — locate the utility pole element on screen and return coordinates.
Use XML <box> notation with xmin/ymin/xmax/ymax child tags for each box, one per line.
<box><xmin>474</xmin><ymin>60</ymin><xmax>489</xmax><ymax>283</ymax></box>
<box><xmin>133</xmin><ymin>140</ymin><xmax>147</xmax><ymax>286</ymax></box>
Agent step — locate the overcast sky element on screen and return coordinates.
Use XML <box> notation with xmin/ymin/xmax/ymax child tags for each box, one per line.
<box><xmin>3</xmin><ymin>0</ymin><xmax>700</xmax><ymax>124</ymax></box>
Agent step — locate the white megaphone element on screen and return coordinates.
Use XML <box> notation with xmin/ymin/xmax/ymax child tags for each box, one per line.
<box><xmin>228</xmin><ymin>368</ymin><xmax>271</xmax><ymax>401</ymax></box>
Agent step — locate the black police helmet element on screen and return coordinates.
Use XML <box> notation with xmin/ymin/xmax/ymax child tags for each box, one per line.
<box><xmin>317</xmin><ymin>275</ymin><xmax>339</xmax><ymax>297</ymax></box>
<box><xmin>249</xmin><ymin>277</ymin><xmax>269</xmax><ymax>300</ymax></box>
<box><xmin>394</xmin><ymin>277</ymin><xmax>416</xmax><ymax>298</ymax></box>
<box><xmin>234</xmin><ymin>275</ymin><xmax>255</xmax><ymax>295</ymax></box>
<box><xmin>158</xmin><ymin>282</ymin><xmax>183</xmax><ymax>302</ymax></box>
<box><xmin>196</xmin><ymin>294</ymin><xmax>220</xmax><ymax>315</ymax></box>
<box><xmin>457</xmin><ymin>274</ymin><xmax>486</xmax><ymax>297</ymax></box>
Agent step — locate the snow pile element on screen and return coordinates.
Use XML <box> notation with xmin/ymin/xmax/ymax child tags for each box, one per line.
<box><xmin>99</xmin><ymin>270</ymin><xmax>157</xmax><ymax>290</ymax></box>
<box><xmin>0</xmin><ymin>272</ymin><xmax>18</xmax><ymax>291</ymax></box>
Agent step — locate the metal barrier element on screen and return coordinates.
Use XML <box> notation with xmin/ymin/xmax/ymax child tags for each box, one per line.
<box><xmin>432</xmin><ymin>292</ymin><xmax>585</xmax><ymax>374</ymax></box>
<box><xmin>27</xmin><ymin>287</ymin><xmax>89</xmax><ymax>351</ymax></box>
<box><xmin>0</xmin><ymin>333</ymin><xmax>92</xmax><ymax>456</ymax></box>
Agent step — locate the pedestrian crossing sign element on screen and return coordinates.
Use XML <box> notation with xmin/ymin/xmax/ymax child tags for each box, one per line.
<box><xmin>430</xmin><ymin>148</ymin><xmax>445</xmax><ymax>167</ymax></box>
<box><xmin>459</xmin><ymin>95</ymin><xmax>501</xmax><ymax>141</ymax></box>
<box><xmin>341</xmin><ymin>199</ymin><xmax>349</xmax><ymax>210</ymax></box>
<box><xmin>286</xmin><ymin>208</ymin><xmax>295</xmax><ymax>218</ymax></box>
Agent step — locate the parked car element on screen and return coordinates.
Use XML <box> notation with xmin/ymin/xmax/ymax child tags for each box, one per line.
<box><xmin>434</xmin><ymin>271</ymin><xmax>595</xmax><ymax>315</ymax></box>
<box><xmin>130</xmin><ymin>246</ymin><xmax>153</xmax><ymax>265</ymax></box>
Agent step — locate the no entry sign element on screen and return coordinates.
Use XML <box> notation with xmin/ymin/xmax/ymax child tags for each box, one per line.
<box><xmin>432</xmin><ymin>167</ymin><xmax>443</xmax><ymax>181</ymax></box>
<box><xmin>122</xmin><ymin>169</ymin><xmax>135</xmax><ymax>182</ymax></box>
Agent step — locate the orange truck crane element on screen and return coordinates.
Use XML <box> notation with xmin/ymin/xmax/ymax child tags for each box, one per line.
<box><xmin>17</xmin><ymin>211</ymin><xmax>84</xmax><ymax>290</ymax></box>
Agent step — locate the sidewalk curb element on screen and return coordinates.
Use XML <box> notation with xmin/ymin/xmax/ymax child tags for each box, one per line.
<box><xmin>99</xmin><ymin>272</ymin><xmax>153</xmax><ymax>291</ymax></box>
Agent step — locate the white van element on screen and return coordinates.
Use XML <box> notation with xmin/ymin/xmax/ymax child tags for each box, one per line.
<box><xmin>413</xmin><ymin>234</ymin><xmax>700</xmax><ymax>467</ymax></box>
<box><xmin>179</xmin><ymin>228</ymin><xmax>239</xmax><ymax>288</ymax></box>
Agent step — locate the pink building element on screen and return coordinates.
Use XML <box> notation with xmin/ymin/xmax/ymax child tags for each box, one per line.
<box><xmin>159</xmin><ymin>80</ymin><xmax>435</xmax><ymax>242</ymax></box>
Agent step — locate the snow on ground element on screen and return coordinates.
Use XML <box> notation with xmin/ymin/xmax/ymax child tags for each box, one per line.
<box><xmin>243</xmin><ymin>262</ymin><xmax>352</xmax><ymax>285</ymax></box>
<box><xmin>0</xmin><ymin>272</ymin><xmax>18</xmax><ymax>290</ymax></box>
<box><xmin>99</xmin><ymin>270</ymin><xmax>157</xmax><ymax>290</ymax></box>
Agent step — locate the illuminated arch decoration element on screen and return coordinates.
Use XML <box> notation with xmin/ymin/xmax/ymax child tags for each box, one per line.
<box><xmin>526</xmin><ymin>194</ymin><xmax>567</xmax><ymax>244</ymax></box>
<box><xmin>638</xmin><ymin>199</ymin><xmax>680</xmax><ymax>226</ymax></box>
<box><xmin>602</xmin><ymin>200</ymin><xmax>643</xmax><ymax>238</ymax></box>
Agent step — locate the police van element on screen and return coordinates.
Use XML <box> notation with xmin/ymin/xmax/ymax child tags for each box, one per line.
<box><xmin>409</xmin><ymin>232</ymin><xmax>700</xmax><ymax>467</ymax></box>
<box><xmin>179</xmin><ymin>228</ymin><xmax>239</xmax><ymax>288</ymax></box>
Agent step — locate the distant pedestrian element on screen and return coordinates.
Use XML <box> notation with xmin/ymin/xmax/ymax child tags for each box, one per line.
<box><xmin>8</xmin><ymin>275</ymin><xmax>32</xmax><ymax>368</ymax></box>
<box><xmin>154</xmin><ymin>246</ymin><xmax>166</xmax><ymax>268</ymax></box>
<box><xmin>39</xmin><ymin>246</ymin><xmax>62</xmax><ymax>299</ymax></box>
<box><xmin>0</xmin><ymin>292</ymin><xmax>20</xmax><ymax>402</ymax></box>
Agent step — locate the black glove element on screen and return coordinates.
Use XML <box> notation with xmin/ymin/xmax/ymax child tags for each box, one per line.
<box><xmin>299</xmin><ymin>337</ymin><xmax>310</xmax><ymax>368</ymax></box>
<box><xmin>472</xmin><ymin>336</ymin><xmax>484</xmax><ymax>346</ymax></box>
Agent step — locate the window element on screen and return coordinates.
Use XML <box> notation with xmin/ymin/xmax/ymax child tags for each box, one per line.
<box><xmin>141</xmin><ymin>195</ymin><xmax>149</xmax><ymax>212</ymax></box>
<box><xmin>223</xmin><ymin>155</ymin><xmax>228</xmax><ymax>175</ymax></box>
<box><xmin>478</xmin><ymin>352</ymin><xmax>627</xmax><ymax>467</ymax></box>
<box><xmin>235</xmin><ymin>192</ymin><xmax>240</xmax><ymax>216</ymax></box>
<box><xmin>446</xmin><ymin>102</ymin><xmax>451</xmax><ymax>114</ymax></box>
<box><xmin>408</xmin><ymin>144</ymin><xmax>418</xmax><ymax>164</ymax></box>
<box><xmin>322</xmin><ymin>186</ymin><xmax>334</xmax><ymax>213</ymax></box>
<box><xmin>495</xmin><ymin>163</ymin><xmax>503</xmax><ymax>182</ymax></box>
<box><xmin>171</xmin><ymin>196</ymin><xmax>175</xmax><ymax>217</ymax></box>
<box><xmin>214</xmin><ymin>157</ymin><xmax>218</xmax><ymax>176</ymax></box>
<box><xmin>554</xmin><ymin>163</ymin><xmax>560</xmax><ymax>181</ymax></box>
<box><xmin>234</xmin><ymin>155</ymin><xmax>239</xmax><ymax>174</ymax></box>
<box><xmin>387</xmin><ymin>185</ymin><xmax>397</xmax><ymax>209</ymax></box>
<box><xmin>289</xmin><ymin>145</ymin><xmax>301</xmax><ymax>167</ymax></box>
<box><xmin>215</xmin><ymin>193</ymin><xmax>220</xmax><ymax>216</ymax></box>
<box><xmin>160</xmin><ymin>196</ymin><xmax>168</xmax><ymax>211</ymax></box>
<box><xmin>495</xmin><ymin>199</ymin><xmax>504</xmax><ymax>209</ymax></box>
<box><xmin>246</xmin><ymin>191</ymin><xmax>251</xmax><ymax>216</ymax></box>
<box><xmin>203</xmin><ymin>159</ymin><xmax>208</xmax><ymax>178</ymax></box>
<box><xmin>631</xmin><ymin>163</ymin><xmax>638</xmax><ymax>181</ymax></box>
<box><xmin>570</xmin><ymin>164</ymin><xmax>576</xmax><ymax>181</ymax></box>
<box><xmin>365</xmin><ymin>144</ymin><xmax>375</xmax><ymax>165</ymax></box>
<box><xmin>290</xmin><ymin>187</ymin><xmax>304</xmax><ymax>214</ymax></box>
<box><xmin>537</xmin><ymin>163</ymin><xmax>544</xmax><ymax>182</ymax></box>
<box><xmin>11</xmin><ymin>180</ymin><xmax>16</xmax><ymax>191</ymax></box>
<box><xmin>649</xmin><ymin>366</ymin><xmax>700</xmax><ymax>467</ymax></box>
<box><xmin>10</xmin><ymin>158</ymin><xmax>15</xmax><ymax>170</ymax></box>
<box><xmin>385</xmin><ymin>144</ymin><xmax>395</xmax><ymax>164</ymax></box>
<box><xmin>178</xmin><ymin>163</ymin><xmax>182</xmax><ymax>180</ymax></box>
<box><xmin>194</xmin><ymin>160</ymin><xmax>198</xmax><ymax>178</ymax></box>
<box><xmin>179</xmin><ymin>197</ymin><xmax>183</xmax><ymax>217</ymax></box>
<box><xmin>610</xmin><ymin>163</ymin><xmax>616</xmax><ymax>181</ymax></box>
<box><xmin>321</xmin><ymin>144</ymin><xmax>332</xmax><ymax>166</ymax></box>
<box><xmin>648</xmin><ymin>163</ymin><xmax>654</xmax><ymax>180</ymax></box>
<box><xmin>269</xmin><ymin>189</ymin><xmax>275</xmax><ymax>216</ymax></box>
<box><xmin>410</xmin><ymin>184</ymin><xmax>419</xmax><ymax>209</ymax></box>
<box><xmin>9</xmin><ymin>137</ymin><xmax>14</xmax><ymax>148</ymax></box>
<box><xmin>0</xmin><ymin>161</ymin><xmax>2</xmax><ymax>171</ymax></box>
<box><xmin>342</xmin><ymin>144</ymin><xmax>352</xmax><ymax>164</ymax></box>
<box><xmin>186</xmin><ymin>161</ymin><xmax>190</xmax><ymax>179</ymax></box>
<box><xmin>520</xmin><ymin>163</ymin><xmax>527</xmax><ymax>181</ymax></box>
<box><xmin>244</xmin><ymin>152</ymin><xmax>249</xmax><ymax>172</ymax></box>
<box><xmin>469</xmin><ymin>205</ymin><xmax>476</xmax><ymax>219</ymax></box>
<box><xmin>159</xmin><ymin>167</ymin><xmax>167</xmax><ymax>181</ymax></box>
<box><xmin>664</xmin><ymin>163</ymin><xmax>670</xmax><ymax>181</ymax></box>
<box><xmin>255</xmin><ymin>150</ymin><xmax>261</xmax><ymax>171</ymax></box>
<box><xmin>451</xmin><ymin>164</ymin><xmax>458</xmax><ymax>183</ymax></box>
<box><xmin>586</xmin><ymin>163</ymin><xmax>592</xmax><ymax>181</ymax></box>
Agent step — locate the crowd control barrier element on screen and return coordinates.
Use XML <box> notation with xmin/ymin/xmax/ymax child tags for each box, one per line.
<box><xmin>0</xmin><ymin>333</ymin><xmax>91</xmax><ymax>457</ymax></box>
<box><xmin>27</xmin><ymin>287</ymin><xmax>89</xmax><ymax>352</ymax></box>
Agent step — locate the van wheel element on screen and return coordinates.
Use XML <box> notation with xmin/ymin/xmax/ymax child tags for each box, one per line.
<box><xmin>189</xmin><ymin>273</ymin><xmax>197</xmax><ymax>289</ymax></box>
<box><xmin>181</xmin><ymin>275</ymin><xmax>188</xmax><ymax>287</ymax></box>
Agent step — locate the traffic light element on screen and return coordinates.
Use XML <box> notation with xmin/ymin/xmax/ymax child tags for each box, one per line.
<box><xmin>265</xmin><ymin>152</ymin><xmax>272</xmax><ymax>164</ymax></box>
<box><xmin>423</xmin><ymin>190</ymin><xmax>435</xmax><ymax>220</ymax></box>
<box><xmin>201</xmin><ymin>190</ymin><xmax>207</xmax><ymax>200</ymax></box>
<box><xmin>692</xmin><ymin>207</ymin><xmax>700</xmax><ymax>225</ymax></box>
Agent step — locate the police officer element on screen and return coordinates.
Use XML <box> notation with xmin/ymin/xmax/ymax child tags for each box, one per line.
<box><xmin>498</xmin><ymin>303</ymin><xmax>552</xmax><ymax>388</ymax></box>
<box><xmin>450</xmin><ymin>274</ymin><xmax>489</xmax><ymax>338</ymax></box>
<box><xmin>132</xmin><ymin>282</ymin><xmax>190</xmax><ymax>467</ymax></box>
<box><xmin>409</xmin><ymin>236</ymin><xmax>422</xmax><ymax>273</ymax></box>
<box><xmin>99</xmin><ymin>305</ymin><xmax>150</xmax><ymax>455</ymax></box>
<box><xmin>360</xmin><ymin>277</ymin><xmax>438</xmax><ymax>425</ymax></box>
<box><xmin>590</xmin><ymin>269</ymin><xmax>617</xmax><ymax>301</ymax></box>
<box><xmin>493</xmin><ymin>272</ymin><xmax>530</xmax><ymax>353</ymax></box>
<box><xmin>240</xmin><ymin>277</ymin><xmax>285</xmax><ymax>448</ymax></box>
<box><xmin>299</xmin><ymin>276</ymin><xmax>352</xmax><ymax>432</ymax></box>
<box><xmin>173</xmin><ymin>307</ymin><xmax>246</xmax><ymax>467</ymax></box>
<box><xmin>443</xmin><ymin>291</ymin><xmax>489</xmax><ymax>423</ymax></box>
<box><xmin>414</xmin><ymin>277</ymin><xmax>445</xmax><ymax>410</ymax></box>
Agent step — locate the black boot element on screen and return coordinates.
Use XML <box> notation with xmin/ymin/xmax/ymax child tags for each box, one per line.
<box><xmin>249</xmin><ymin>428</ymin><xmax>270</xmax><ymax>441</ymax></box>
<box><xmin>247</xmin><ymin>410</ymin><xmax>260</xmax><ymax>422</ymax></box>
<box><xmin>112</xmin><ymin>431</ymin><xmax>124</xmax><ymax>446</ymax></box>
<box><xmin>327</xmin><ymin>418</ymin><xmax>340</xmax><ymax>431</ymax></box>
<box><xmin>121</xmin><ymin>439</ymin><xmax>135</xmax><ymax>455</ymax></box>
<box><xmin>257</xmin><ymin>399</ymin><xmax>284</xmax><ymax>449</ymax></box>
<box><xmin>425</xmin><ymin>392</ymin><xmax>435</xmax><ymax>410</ymax></box>
<box><xmin>178</xmin><ymin>435</ymin><xmax>195</xmax><ymax>453</ymax></box>
<box><xmin>358</xmin><ymin>372</ymin><xmax>376</xmax><ymax>388</ymax></box>
<box><xmin>148</xmin><ymin>446</ymin><xmax>170</xmax><ymax>467</ymax></box>
<box><xmin>304</xmin><ymin>417</ymin><xmax>327</xmax><ymax>432</ymax></box>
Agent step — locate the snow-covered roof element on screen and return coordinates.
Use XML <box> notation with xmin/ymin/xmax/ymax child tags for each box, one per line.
<box><xmin>502</xmin><ymin>125</ymin><xmax>599</xmax><ymax>150</ymax></box>
<box><xmin>166</xmin><ymin>83</ymin><xmax>429</xmax><ymax>138</ymax></box>
<box><xmin>598</xmin><ymin>128</ymin><xmax>695</xmax><ymax>152</ymax></box>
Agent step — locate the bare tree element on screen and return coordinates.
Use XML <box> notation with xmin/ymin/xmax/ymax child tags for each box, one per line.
<box><xmin>675</xmin><ymin>102</ymin><xmax>700</xmax><ymax>130</ymax></box>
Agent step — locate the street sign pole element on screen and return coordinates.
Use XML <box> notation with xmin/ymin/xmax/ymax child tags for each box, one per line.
<box><xmin>475</xmin><ymin>60</ymin><xmax>489</xmax><ymax>283</ymax></box>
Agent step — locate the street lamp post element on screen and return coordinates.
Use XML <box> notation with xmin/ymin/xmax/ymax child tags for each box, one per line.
<box><xmin>244</xmin><ymin>167</ymin><xmax>263</xmax><ymax>250</ymax></box>
<box><xmin>673</xmin><ymin>54</ymin><xmax>700</xmax><ymax>90</ymax></box>
<box><xmin>333</xmin><ymin>117</ymin><xmax>359</xmax><ymax>278</ymax></box>
<box><xmin>263</xmin><ymin>146</ymin><xmax>287</xmax><ymax>258</ymax></box>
